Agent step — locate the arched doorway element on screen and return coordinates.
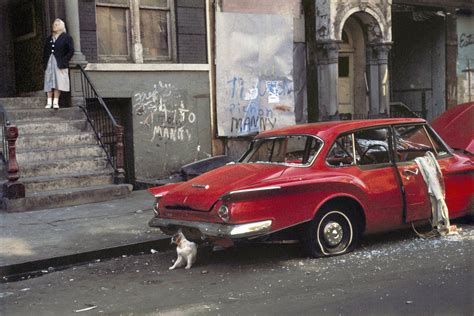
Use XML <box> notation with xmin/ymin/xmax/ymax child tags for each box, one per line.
<box><xmin>338</xmin><ymin>30</ymin><xmax>354</xmax><ymax>116</ymax></box>
<box><xmin>338</xmin><ymin>16</ymin><xmax>368</xmax><ymax>118</ymax></box>
<box><xmin>315</xmin><ymin>4</ymin><xmax>391</xmax><ymax>121</ymax></box>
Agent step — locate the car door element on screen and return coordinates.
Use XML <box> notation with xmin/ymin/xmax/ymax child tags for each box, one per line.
<box><xmin>326</xmin><ymin>128</ymin><xmax>403</xmax><ymax>232</ymax></box>
<box><xmin>393</xmin><ymin>124</ymin><xmax>437</xmax><ymax>223</ymax></box>
<box><xmin>352</xmin><ymin>127</ymin><xmax>404</xmax><ymax>230</ymax></box>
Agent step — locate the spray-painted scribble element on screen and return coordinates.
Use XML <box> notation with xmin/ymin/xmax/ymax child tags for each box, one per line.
<box><xmin>133</xmin><ymin>82</ymin><xmax>196</xmax><ymax>142</ymax></box>
<box><xmin>216</xmin><ymin>13</ymin><xmax>296</xmax><ymax>136</ymax></box>
<box><xmin>224</xmin><ymin>76</ymin><xmax>293</xmax><ymax>135</ymax></box>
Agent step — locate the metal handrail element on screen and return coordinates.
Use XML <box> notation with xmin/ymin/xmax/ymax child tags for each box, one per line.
<box><xmin>0</xmin><ymin>102</ymin><xmax>25</xmax><ymax>199</ymax></box>
<box><xmin>77</xmin><ymin>65</ymin><xmax>125</xmax><ymax>184</ymax></box>
<box><xmin>0</xmin><ymin>103</ymin><xmax>12</xmax><ymax>163</ymax></box>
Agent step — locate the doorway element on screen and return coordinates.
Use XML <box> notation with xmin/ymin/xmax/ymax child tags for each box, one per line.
<box><xmin>338</xmin><ymin>30</ymin><xmax>354</xmax><ymax>116</ymax></box>
<box><xmin>338</xmin><ymin>16</ymin><xmax>368</xmax><ymax>118</ymax></box>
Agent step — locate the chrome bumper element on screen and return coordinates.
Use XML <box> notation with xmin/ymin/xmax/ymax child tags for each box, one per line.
<box><xmin>148</xmin><ymin>217</ymin><xmax>272</xmax><ymax>239</ymax></box>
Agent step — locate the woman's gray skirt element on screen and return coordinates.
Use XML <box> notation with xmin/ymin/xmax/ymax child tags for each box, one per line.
<box><xmin>44</xmin><ymin>54</ymin><xmax>70</xmax><ymax>92</ymax></box>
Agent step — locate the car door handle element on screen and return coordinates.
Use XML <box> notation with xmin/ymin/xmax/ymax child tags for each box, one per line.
<box><xmin>403</xmin><ymin>168</ymin><xmax>419</xmax><ymax>179</ymax></box>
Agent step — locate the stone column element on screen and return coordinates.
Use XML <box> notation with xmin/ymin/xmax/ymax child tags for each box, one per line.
<box><xmin>375</xmin><ymin>43</ymin><xmax>391</xmax><ymax>117</ymax></box>
<box><xmin>367</xmin><ymin>42</ymin><xmax>391</xmax><ymax>118</ymax></box>
<box><xmin>445</xmin><ymin>9</ymin><xmax>458</xmax><ymax>109</ymax></box>
<box><xmin>316</xmin><ymin>41</ymin><xmax>340</xmax><ymax>121</ymax></box>
<box><xmin>65</xmin><ymin>0</ymin><xmax>87</xmax><ymax>65</ymax></box>
<box><xmin>367</xmin><ymin>45</ymin><xmax>379</xmax><ymax>118</ymax></box>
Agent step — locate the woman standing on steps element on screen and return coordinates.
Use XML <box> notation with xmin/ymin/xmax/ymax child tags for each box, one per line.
<box><xmin>43</xmin><ymin>18</ymin><xmax>74</xmax><ymax>109</ymax></box>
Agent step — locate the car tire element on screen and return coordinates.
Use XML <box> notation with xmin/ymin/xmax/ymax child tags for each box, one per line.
<box><xmin>302</xmin><ymin>204</ymin><xmax>360</xmax><ymax>257</ymax></box>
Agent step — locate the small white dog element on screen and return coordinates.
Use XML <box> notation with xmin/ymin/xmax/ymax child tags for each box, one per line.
<box><xmin>169</xmin><ymin>231</ymin><xmax>197</xmax><ymax>270</ymax></box>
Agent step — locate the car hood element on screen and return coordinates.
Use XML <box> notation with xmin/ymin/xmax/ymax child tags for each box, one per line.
<box><xmin>160</xmin><ymin>163</ymin><xmax>286</xmax><ymax>211</ymax></box>
<box><xmin>431</xmin><ymin>102</ymin><xmax>474</xmax><ymax>153</ymax></box>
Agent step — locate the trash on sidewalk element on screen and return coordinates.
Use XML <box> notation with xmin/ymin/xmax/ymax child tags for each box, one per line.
<box><xmin>150</xmin><ymin>249</ymin><xmax>158</xmax><ymax>254</ymax></box>
<box><xmin>74</xmin><ymin>305</ymin><xmax>98</xmax><ymax>313</ymax></box>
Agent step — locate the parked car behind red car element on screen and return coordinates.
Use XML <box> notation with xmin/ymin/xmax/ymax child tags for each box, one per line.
<box><xmin>149</xmin><ymin>118</ymin><xmax>473</xmax><ymax>257</ymax></box>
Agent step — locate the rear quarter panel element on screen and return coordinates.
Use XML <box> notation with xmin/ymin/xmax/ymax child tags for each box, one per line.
<box><xmin>226</xmin><ymin>172</ymin><xmax>370</xmax><ymax>233</ymax></box>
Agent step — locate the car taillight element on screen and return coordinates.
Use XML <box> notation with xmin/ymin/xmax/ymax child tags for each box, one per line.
<box><xmin>153</xmin><ymin>197</ymin><xmax>160</xmax><ymax>216</ymax></box>
<box><xmin>218</xmin><ymin>205</ymin><xmax>230</xmax><ymax>222</ymax></box>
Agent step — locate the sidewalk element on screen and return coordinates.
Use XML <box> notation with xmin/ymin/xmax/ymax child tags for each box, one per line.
<box><xmin>0</xmin><ymin>190</ymin><xmax>169</xmax><ymax>278</ymax></box>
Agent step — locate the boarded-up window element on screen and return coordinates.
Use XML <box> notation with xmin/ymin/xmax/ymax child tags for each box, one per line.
<box><xmin>96</xmin><ymin>5</ymin><xmax>130</xmax><ymax>58</ymax></box>
<box><xmin>96</xmin><ymin>0</ymin><xmax>173</xmax><ymax>62</ymax></box>
<box><xmin>140</xmin><ymin>9</ymin><xmax>169</xmax><ymax>59</ymax></box>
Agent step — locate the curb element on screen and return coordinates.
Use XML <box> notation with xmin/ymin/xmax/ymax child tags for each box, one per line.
<box><xmin>1</xmin><ymin>237</ymin><xmax>171</xmax><ymax>283</ymax></box>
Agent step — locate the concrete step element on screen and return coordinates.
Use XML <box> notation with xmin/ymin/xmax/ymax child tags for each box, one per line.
<box><xmin>17</xmin><ymin>145</ymin><xmax>105</xmax><ymax>163</ymax></box>
<box><xmin>0</xmin><ymin>97</ymin><xmax>46</xmax><ymax>109</ymax></box>
<box><xmin>19</xmin><ymin>157</ymin><xmax>111</xmax><ymax>178</ymax></box>
<box><xmin>16</xmin><ymin>119</ymin><xmax>88</xmax><ymax>135</ymax></box>
<box><xmin>1</xmin><ymin>183</ymin><xmax>133</xmax><ymax>212</ymax></box>
<box><xmin>16</xmin><ymin>132</ymin><xmax>97</xmax><ymax>150</ymax></box>
<box><xmin>8</xmin><ymin>107</ymin><xmax>84</xmax><ymax>122</ymax></box>
<box><xmin>22</xmin><ymin>171</ymin><xmax>113</xmax><ymax>192</ymax></box>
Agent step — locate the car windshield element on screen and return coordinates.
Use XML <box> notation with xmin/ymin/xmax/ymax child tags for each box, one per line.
<box><xmin>239</xmin><ymin>135</ymin><xmax>322</xmax><ymax>166</ymax></box>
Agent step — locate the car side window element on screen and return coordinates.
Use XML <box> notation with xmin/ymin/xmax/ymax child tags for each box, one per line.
<box><xmin>242</xmin><ymin>135</ymin><xmax>322</xmax><ymax>166</ymax></box>
<box><xmin>326</xmin><ymin>134</ymin><xmax>354</xmax><ymax>167</ymax></box>
<box><xmin>354</xmin><ymin>128</ymin><xmax>391</xmax><ymax>166</ymax></box>
<box><xmin>394</xmin><ymin>125</ymin><xmax>444</xmax><ymax>162</ymax></box>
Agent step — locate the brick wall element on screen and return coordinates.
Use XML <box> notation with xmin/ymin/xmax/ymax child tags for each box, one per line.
<box><xmin>176</xmin><ymin>0</ymin><xmax>207</xmax><ymax>64</ymax></box>
<box><xmin>79</xmin><ymin>0</ymin><xmax>97</xmax><ymax>63</ymax></box>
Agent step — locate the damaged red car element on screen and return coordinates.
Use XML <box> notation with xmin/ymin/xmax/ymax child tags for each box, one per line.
<box><xmin>148</xmin><ymin>118</ymin><xmax>473</xmax><ymax>257</ymax></box>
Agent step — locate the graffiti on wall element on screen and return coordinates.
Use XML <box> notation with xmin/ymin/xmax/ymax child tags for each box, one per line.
<box><xmin>133</xmin><ymin>82</ymin><xmax>196</xmax><ymax>142</ymax></box>
<box><xmin>216</xmin><ymin>12</ymin><xmax>296</xmax><ymax>137</ymax></box>
<box><xmin>224</xmin><ymin>76</ymin><xmax>293</xmax><ymax>135</ymax></box>
<box><xmin>459</xmin><ymin>33</ymin><xmax>473</xmax><ymax>48</ymax></box>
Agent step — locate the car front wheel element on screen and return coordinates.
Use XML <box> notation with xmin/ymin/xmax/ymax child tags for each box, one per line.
<box><xmin>302</xmin><ymin>204</ymin><xmax>360</xmax><ymax>257</ymax></box>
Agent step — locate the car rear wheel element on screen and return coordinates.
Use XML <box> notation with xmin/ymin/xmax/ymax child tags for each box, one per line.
<box><xmin>302</xmin><ymin>204</ymin><xmax>360</xmax><ymax>257</ymax></box>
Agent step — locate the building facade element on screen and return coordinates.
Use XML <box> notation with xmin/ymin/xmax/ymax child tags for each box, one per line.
<box><xmin>0</xmin><ymin>0</ymin><xmax>472</xmax><ymax>185</ymax></box>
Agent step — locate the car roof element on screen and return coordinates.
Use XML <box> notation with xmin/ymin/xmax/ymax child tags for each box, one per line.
<box><xmin>256</xmin><ymin>118</ymin><xmax>426</xmax><ymax>139</ymax></box>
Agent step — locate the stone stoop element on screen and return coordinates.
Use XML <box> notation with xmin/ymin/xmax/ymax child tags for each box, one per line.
<box><xmin>0</xmin><ymin>97</ymin><xmax>132</xmax><ymax>212</ymax></box>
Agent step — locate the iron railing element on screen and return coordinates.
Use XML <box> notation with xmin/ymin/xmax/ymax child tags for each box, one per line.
<box><xmin>0</xmin><ymin>104</ymin><xmax>9</xmax><ymax>163</ymax></box>
<box><xmin>77</xmin><ymin>65</ymin><xmax>125</xmax><ymax>184</ymax></box>
<box><xmin>0</xmin><ymin>103</ymin><xmax>25</xmax><ymax>199</ymax></box>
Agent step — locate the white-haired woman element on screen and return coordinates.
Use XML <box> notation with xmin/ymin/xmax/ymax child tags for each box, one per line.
<box><xmin>43</xmin><ymin>18</ymin><xmax>74</xmax><ymax>109</ymax></box>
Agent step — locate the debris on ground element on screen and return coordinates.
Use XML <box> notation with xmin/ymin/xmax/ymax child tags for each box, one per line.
<box><xmin>74</xmin><ymin>305</ymin><xmax>98</xmax><ymax>313</ymax></box>
<box><xmin>151</xmin><ymin>249</ymin><xmax>158</xmax><ymax>254</ymax></box>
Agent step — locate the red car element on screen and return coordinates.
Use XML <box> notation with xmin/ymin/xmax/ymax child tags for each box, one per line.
<box><xmin>149</xmin><ymin>118</ymin><xmax>473</xmax><ymax>257</ymax></box>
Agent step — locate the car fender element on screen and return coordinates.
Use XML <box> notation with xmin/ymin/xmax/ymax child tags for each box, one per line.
<box><xmin>148</xmin><ymin>183</ymin><xmax>183</xmax><ymax>198</ymax></box>
<box><xmin>311</xmin><ymin>192</ymin><xmax>367</xmax><ymax>228</ymax></box>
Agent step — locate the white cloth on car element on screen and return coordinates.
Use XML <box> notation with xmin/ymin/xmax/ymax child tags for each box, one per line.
<box><xmin>414</xmin><ymin>151</ymin><xmax>450</xmax><ymax>235</ymax></box>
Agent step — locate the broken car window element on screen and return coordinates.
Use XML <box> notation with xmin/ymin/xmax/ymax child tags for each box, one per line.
<box><xmin>241</xmin><ymin>135</ymin><xmax>322</xmax><ymax>166</ymax></box>
<box><xmin>354</xmin><ymin>128</ymin><xmax>391</xmax><ymax>165</ymax></box>
<box><xmin>394</xmin><ymin>124</ymin><xmax>443</xmax><ymax>162</ymax></box>
<box><xmin>327</xmin><ymin>134</ymin><xmax>354</xmax><ymax>167</ymax></box>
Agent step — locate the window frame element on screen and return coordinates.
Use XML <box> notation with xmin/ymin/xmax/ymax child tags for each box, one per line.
<box><xmin>239</xmin><ymin>134</ymin><xmax>324</xmax><ymax>168</ymax></box>
<box><xmin>326</xmin><ymin>126</ymin><xmax>394</xmax><ymax>169</ymax></box>
<box><xmin>96</xmin><ymin>2</ymin><xmax>132</xmax><ymax>62</ymax></box>
<box><xmin>96</xmin><ymin>0</ymin><xmax>177</xmax><ymax>63</ymax></box>
<box><xmin>392</xmin><ymin>123</ymin><xmax>452</xmax><ymax>164</ymax></box>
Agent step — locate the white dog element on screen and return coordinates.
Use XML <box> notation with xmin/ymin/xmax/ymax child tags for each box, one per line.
<box><xmin>169</xmin><ymin>231</ymin><xmax>197</xmax><ymax>270</ymax></box>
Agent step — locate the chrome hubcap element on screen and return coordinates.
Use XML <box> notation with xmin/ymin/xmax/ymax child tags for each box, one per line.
<box><xmin>323</xmin><ymin>221</ymin><xmax>343</xmax><ymax>246</ymax></box>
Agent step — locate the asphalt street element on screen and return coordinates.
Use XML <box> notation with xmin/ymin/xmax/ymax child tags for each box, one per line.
<box><xmin>1</xmin><ymin>222</ymin><xmax>473</xmax><ymax>315</ymax></box>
